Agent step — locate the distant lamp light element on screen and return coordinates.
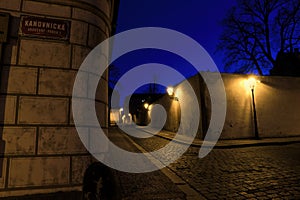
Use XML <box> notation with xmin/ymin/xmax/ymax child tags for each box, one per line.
<box><xmin>144</xmin><ymin>103</ymin><xmax>149</xmax><ymax>109</ymax></box>
<box><xmin>167</xmin><ymin>86</ymin><xmax>178</xmax><ymax>101</ymax></box>
<box><xmin>247</xmin><ymin>77</ymin><xmax>257</xmax><ymax>90</ymax></box>
<box><xmin>119</xmin><ymin>108</ymin><xmax>123</xmax><ymax>112</ymax></box>
<box><xmin>167</xmin><ymin>87</ymin><xmax>174</xmax><ymax>96</ymax></box>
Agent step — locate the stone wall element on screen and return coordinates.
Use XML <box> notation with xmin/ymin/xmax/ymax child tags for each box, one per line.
<box><xmin>151</xmin><ymin>75</ymin><xmax>203</xmax><ymax>139</ymax></box>
<box><xmin>0</xmin><ymin>0</ymin><xmax>116</xmax><ymax>197</ymax></box>
<box><xmin>150</xmin><ymin>73</ymin><xmax>300</xmax><ymax>139</ymax></box>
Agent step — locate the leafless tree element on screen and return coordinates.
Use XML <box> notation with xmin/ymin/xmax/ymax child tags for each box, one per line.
<box><xmin>217</xmin><ymin>0</ymin><xmax>300</xmax><ymax>75</ymax></box>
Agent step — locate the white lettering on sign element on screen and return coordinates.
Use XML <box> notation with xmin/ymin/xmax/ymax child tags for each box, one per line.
<box><xmin>20</xmin><ymin>15</ymin><xmax>70</xmax><ymax>40</ymax></box>
<box><xmin>24</xmin><ymin>20</ymin><xmax>66</xmax><ymax>31</ymax></box>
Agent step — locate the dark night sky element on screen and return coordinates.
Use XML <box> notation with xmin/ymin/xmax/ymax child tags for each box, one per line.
<box><xmin>111</xmin><ymin>0</ymin><xmax>237</xmax><ymax>99</ymax></box>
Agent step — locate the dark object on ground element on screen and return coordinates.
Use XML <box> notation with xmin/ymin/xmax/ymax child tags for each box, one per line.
<box><xmin>82</xmin><ymin>162</ymin><xmax>120</xmax><ymax>200</ymax></box>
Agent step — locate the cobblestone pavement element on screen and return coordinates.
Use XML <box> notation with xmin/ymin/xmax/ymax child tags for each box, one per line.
<box><xmin>107</xmin><ymin>128</ymin><xmax>186</xmax><ymax>200</ymax></box>
<box><xmin>130</xmin><ymin>133</ymin><xmax>300</xmax><ymax>200</ymax></box>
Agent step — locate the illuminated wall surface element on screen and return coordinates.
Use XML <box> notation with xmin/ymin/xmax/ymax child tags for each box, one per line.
<box><xmin>153</xmin><ymin>73</ymin><xmax>300</xmax><ymax>139</ymax></box>
<box><xmin>0</xmin><ymin>0</ymin><xmax>116</xmax><ymax>197</ymax></box>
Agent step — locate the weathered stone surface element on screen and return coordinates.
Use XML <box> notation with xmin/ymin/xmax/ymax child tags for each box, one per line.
<box><xmin>221</xmin><ymin>74</ymin><xmax>254</xmax><ymax>139</ymax></box>
<box><xmin>88</xmin><ymin>127</ymin><xmax>108</xmax><ymax>154</ymax></box>
<box><xmin>70</xmin><ymin>99</ymin><xmax>106</xmax><ymax>127</ymax></box>
<box><xmin>38</xmin><ymin>127</ymin><xmax>87</xmax><ymax>154</ymax></box>
<box><xmin>3</xmin><ymin>39</ymin><xmax>18</xmax><ymax>65</ymax></box>
<box><xmin>0</xmin><ymin>158</ymin><xmax>7</xmax><ymax>188</ymax></box>
<box><xmin>2</xmin><ymin>127</ymin><xmax>36</xmax><ymax>155</ymax></box>
<box><xmin>89</xmin><ymin>75</ymin><xmax>108</xmax><ymax>103</ymax></box>
<box><xmin>70</xmin><ymin>20</ymin><xmax>88</xmax><ymax>45</ymax></box>
<box><xmin>0</xmin><ymin>0</ymin><xmax>113</xmax><ymax>196</ymax></box>
<box><xmin>71</xmin><ymin>155</ymin><xmax>93</xmax><ymax>184</ymax></box>
<box><xmin>8</xmin><ymin>157</ymin><xmax>70</xmax><ymax>187</ymax></box>
<box><xmin>78</xmin><ymin>0</ymin><xmax>110</xmax><ymax>17</ymax></box>
<box><xmin>72</xmin><ymin>8</ymin><xmax>107</xmax><ymax>29</ymax></box>
<box><xmin>8</xmin><ymin>16</ymin><xmax>20</xmax><ymax>38</ymax></box>
<box><xmin>39</xmin><ymin>68</ymin><xmax>76</xmax><ymax>96</ymax></box>
<box><xmin>71</xmin><ymin>100</ymin><xmax>108</xmax><ymax>128</ymax></box>
<box><xmin>19</xmin><ymin>40</ymin><xmax>70</xmax><ymax>68</ymax></box>
<box><xmin>0</xmin><ymin>95</ymin><xmax>17</xmax><ymax>124</ymax></box>
<box><xmin>18</xmin><ymin>97</ymin><xmax>68</xmax><ymax>124</ymax></box>
<box><xmin>255</xmin><ymin>76</ymin><xmax>300</xmax><ymax>137</ymax></box>
<box><xmin>0</xmin><ymin>0</ymin><xmax>21</xmax><ymax>11</ymax></box>
<box><xmin>22</xmin><ymin>1</ymin><xmax>71</xmax><ymax>18</ymax></box>
<box><xmin>131</xmin><ymin>130</ymin><xmax>300</xmax><ymax>199</ymax></box>
<box><xmin>72</xmin><ymin>45</ymin><xmax>91</xmax><ymax>69</ymax></box>
<box><xmin>96</xmin><ymin>102</ymin><xmax>108</xmax><ymax>128</ymax></box>
<box><xmin>0</xmin><ymin>66</ymin><xmax>37</xmax><ymax>94</ymax></box>
<box><xmin>88</xmin><ymin>25</ymin><xmax>107</xmax><ymax>48</ymax></box>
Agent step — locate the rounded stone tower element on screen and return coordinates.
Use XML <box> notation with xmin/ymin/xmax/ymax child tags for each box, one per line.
<box><xmin>0</xmin><ymin>0</ymin><xmax>119</xmax><ymax>197</ymax></box>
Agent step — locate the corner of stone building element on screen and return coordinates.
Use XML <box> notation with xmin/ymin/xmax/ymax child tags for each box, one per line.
<box><xmin>0</xmin><ymin>0</ymin><xmax>118</xmax><ymax>197</ymax></box>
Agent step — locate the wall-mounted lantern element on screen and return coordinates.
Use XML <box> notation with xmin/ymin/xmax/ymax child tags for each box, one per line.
<box><xmin>167</xmin><ymin>86</ymin><xmax>178</xmax><ymax>101</ymax></box>
<box><xmin>246</xmin><ymin>77</ymin><xmax>260</xmax><ymax>139</ymax></box>
<box><xmin>144</xmin><ymin>103</ymin><xmax>149</xmax><ymax>110</ymax></box>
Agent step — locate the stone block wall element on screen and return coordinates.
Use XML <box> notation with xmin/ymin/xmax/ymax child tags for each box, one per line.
<box><xmin>151</xmin><ymin>75</ymin><xmax>203</xmax><ymax>139</ymax></box>
<box><xmin>220</xmin><ymin>74</ymin><xmax>300</xmax><ymax>139</ymax></box>
<box><xmin>0</xmin><ymin>0</ymin><xmax>117</xmax><ymax>197</ymax></box>
<box><xmin>150</xmin><ymin>73</ymin><xmax>300</xmax><ymax>140</ymax></box>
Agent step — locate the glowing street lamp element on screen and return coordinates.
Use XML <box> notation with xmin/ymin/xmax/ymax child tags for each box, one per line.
<box><xmin>167</xmin><ymin>87</ymin><xmax>174</xmax><ymax>96</ymax></box>
<box><xmin>167</xmin><ymin>86</ymin><xmax>178</xmax><ymax>101</ymax></box>
<box><xmin>144</xmin><ymin>103</ymin><xmax>149</xmax><ymax>109</ymax></box>
<box><xmin>246</xmin><ymin>77</ymin><xmax>259</xmax><ymax>139</ymax></box>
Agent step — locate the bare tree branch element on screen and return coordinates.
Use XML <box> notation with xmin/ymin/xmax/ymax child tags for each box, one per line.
<box><xmin>217</xmin><ymin>0</ymin><xmax>300</xmax><ymax>75</ymax></box>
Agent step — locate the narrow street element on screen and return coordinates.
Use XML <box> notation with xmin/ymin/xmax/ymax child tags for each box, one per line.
<box><xmin>107</xmin><ymin>128</ymin><xmax>186</xmax><ymax>200</ymax></box>
<box><xmin>109</xmin><ymin>127</ymin><xmax>300</xmax><ymax>199</ymax></box>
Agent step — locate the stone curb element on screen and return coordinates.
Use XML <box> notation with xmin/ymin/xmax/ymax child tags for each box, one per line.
<box><xmin>138</xmin><ymin>127</ymin><xmax>300</xmax><ymax>149</ymax></box>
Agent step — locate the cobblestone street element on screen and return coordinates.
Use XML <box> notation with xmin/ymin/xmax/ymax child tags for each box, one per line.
<box><xmin>130</xmin><ymin>132</ymin><xmax>300</xmax><ymax>199</ymax></box>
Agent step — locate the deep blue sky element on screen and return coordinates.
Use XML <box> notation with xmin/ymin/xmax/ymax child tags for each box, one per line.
<box><xmin>111</xmin><ymin>0</ymin><xmax>237</xmax><ymax>100</ymax></box>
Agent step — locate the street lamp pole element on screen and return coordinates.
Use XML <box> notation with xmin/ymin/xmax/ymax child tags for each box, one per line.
<box><xmin>251</xmin><ymin>87</ymin><xmax>259</xmax><ymax>139</ymax></box>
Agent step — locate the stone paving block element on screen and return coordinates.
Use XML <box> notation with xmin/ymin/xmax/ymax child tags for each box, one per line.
<box><xmin>1</xmin><ymin>66</ymin><xmax>37</xmax><ymax>94</ymax></box>
<box><xmin>18</xmin><ymin>97</ymin><xmax>69</xmax><ymax>124</ymax></box>
<box><xmin>22</xmin><ymin>0</ymin><xmax>71</xmax><ymax>18</ymax></box>
<box><xmin>72</xmin><ymin>45</ymin><xmax>91</xmax><ymax>69</ymax></box>
<box><xmin>38</xmin><ymin>68</ymin><xmax>77</xmax><ymax>96</ymax></box>
<box><xmin>0</xmin><ymin>95</ymin><xmax>17</xmax><ymax>124</ymax></box>
<box><xmin>0</xmin><ymin>0</ymin><xmax>21</xmax><ymax>11</ymax></box>
<box><xmin>71</xmin><ymin>155</ymin><xmax>93</xmax><ymax>184</ymax></box>
<box><xmin>70</xmin><ymin>20</ymin><xmax>88</xmax><ymax>45</ymax></box>
<box><xmin>19</xmin><ymin>40</ymin><xmax>70</xmax><ymax>68</ymax></box>
<box><xmin>38</xmin><ymin>127</ymin><xmax>87</xmax><ymax>155</ymax></box>
<box><xmin>2</xmin><ymin>127</ymin><xmax>36</xmax><ymax>155</ymax></box>
<box><xmin>8</xmin><ymin>157</ymin><xmax>70</xmax><ymax>187</ymax></box>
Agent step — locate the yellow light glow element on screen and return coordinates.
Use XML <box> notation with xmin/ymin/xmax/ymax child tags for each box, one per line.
<box><xmin>167</xmin><ymin>87</ymin><xmax>174</xmax><ymax>96</ymax></box>
<box><xmin>144</xmin><ymin>103</ymin><xmax>149</xmax><ymax>109</ymax></box>
<box><xmin>246</xmin><ymin>77</ymin><xmax>258</xmax><ymax>90</ymax></box>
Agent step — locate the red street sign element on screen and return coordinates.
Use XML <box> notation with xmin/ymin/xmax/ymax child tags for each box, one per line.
<box><xmin>20</xmin><ymin>15</ymin><xmax>70</xmax><ymax>40</ymax></box>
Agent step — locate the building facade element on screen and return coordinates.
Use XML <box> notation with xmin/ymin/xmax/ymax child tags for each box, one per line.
<box><xmin>0</xmin><ymin>0</ymin><xmax>118</xmax><ymax>197</ymax></box>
